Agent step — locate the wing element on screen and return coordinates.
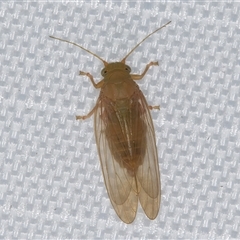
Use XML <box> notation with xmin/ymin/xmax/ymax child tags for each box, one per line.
<box><xmin>135</xmin><ymin>90</ymin><xmax>160</xmax><ymax>220</ymax></box>
<box><xmin>94</xmin><ymin>95</ymin><xmax>138</xmax><ymax>224</ymax></box>
<box><xmin>94</xmin><ymin>87</ymin><xmax>160</xmax><ymax>223</ymax></box>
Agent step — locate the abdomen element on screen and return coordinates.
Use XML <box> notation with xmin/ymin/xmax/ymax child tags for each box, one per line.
<box><xmin>105</xmin><ymin>97</ymin><xmax>147</xmax><ymax>172</ymax></box>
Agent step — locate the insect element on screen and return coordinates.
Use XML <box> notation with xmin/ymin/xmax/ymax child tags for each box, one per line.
<box><xmin>50</xmin><ymin>21</ymin><xmax>171</xmax><ymax>223</ymax></box>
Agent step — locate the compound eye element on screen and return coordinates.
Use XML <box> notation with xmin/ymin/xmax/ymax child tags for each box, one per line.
<box><xmin>101</xmin><ymin>68</ymin><xmax>107</xmax><ymax>76</ymax></box>
<box><xmin>125</xmin><ymin>65</ymin><xmax>131</xmax><ymax>72</ymax></box>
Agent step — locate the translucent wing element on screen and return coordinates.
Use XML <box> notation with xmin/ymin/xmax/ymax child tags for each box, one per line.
<box><xmin>94</xmin><ymin>96</ymin><xmax>138</xmax><ymax>223</ymax></box>
<box><xmin>135</xmin><ymin>91</ymin><xmax>160</xmax><ymax>219</ymax></box>
<box><xmin>94</xmin><ymin>83</ymin><xmax>160</xmax><ymax>223</ymax></box>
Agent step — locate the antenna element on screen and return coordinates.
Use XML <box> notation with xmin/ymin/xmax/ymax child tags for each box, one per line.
<box><xmin>121</xmin><ymin>21</ymin><xmax>171</xmax><ymax>63</ymax></box>
<box><xmin>49</xmin><ymin>35</ymin><xmax>108</xmax><ymax>66</ymax></box>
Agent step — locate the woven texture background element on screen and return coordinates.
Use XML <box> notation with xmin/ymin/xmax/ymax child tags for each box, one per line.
<box><xmin>0</xmin><ymin>1</ymin><xmax>239</xmax><ymax>239</ymax></box>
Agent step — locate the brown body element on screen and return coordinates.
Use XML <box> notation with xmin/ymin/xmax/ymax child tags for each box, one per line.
<box><xmin>50</xmin><ymin>21</ymin><xmax>171</xmax><ymax>223</ymax></box>
<box><xmin>100</xmin><ymin>63</ymin><xmax>146</xmax><ymax>171</ymax></box>
<box><xmin>93</xmin><ymin>63</ymin><xmax>160</xmax><ymax>223</ymax></box>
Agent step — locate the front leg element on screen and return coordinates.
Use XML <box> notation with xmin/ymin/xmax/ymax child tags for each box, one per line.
<box><xmin>131</xmin><ymin>61</ymin><xmax>158</xmax><ymax>80</ymax></box>
<box><xmin>79</xmin><ymin>71</ymin><xmax>104</xmax><ymax>89</ymax></box>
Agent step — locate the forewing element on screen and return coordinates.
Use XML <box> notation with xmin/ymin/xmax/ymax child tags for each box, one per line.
<box><xmin>135</xmin><ymin>91</ymin><xmax>161</xmax><ymax>220</ymax></box>
<box><xmin>94</xmin><ymin>96</ymin><xmax>138</xmax><ymax>223</ymax></box>
<box><xmin>93</xmin><ymin>87</ymin><xmax>160</xmax><ymax>222</ymax></box>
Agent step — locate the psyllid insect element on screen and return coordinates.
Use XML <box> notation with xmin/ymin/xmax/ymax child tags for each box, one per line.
<box><xmin>50</xmin><ymin>21</ymin><xmax>171</xmax><ymax>223</ymax></box>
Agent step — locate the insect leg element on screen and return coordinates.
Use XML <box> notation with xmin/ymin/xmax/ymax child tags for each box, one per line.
<box><xmin>148</xmin><ymin>105</ymin><xmax>160</xmax><ymax>110</ymax></box>
<box><xmin>76</xmin><ymin>71</ymin><xmax>102</xmax><ymax>120</ymax></box>
<box><xmin>76</xmin><ymin>104</ymin><xmax>98</xmax><ymax>120</ymax></box>
<box><xmin>130</xmin><ymin>61</ymin><xmax>159</xmax><ymax>80</ymax></box>
<box><xmin>79</xmin><ymin>71</ymin><xmax>104</xmax><ymax>88</ymax></box>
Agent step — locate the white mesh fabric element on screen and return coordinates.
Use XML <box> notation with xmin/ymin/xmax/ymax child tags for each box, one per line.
<box><xmin>0</xmin><ymin>1</ymin><xmax>239</xmax><ymax>239</ymax></box>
